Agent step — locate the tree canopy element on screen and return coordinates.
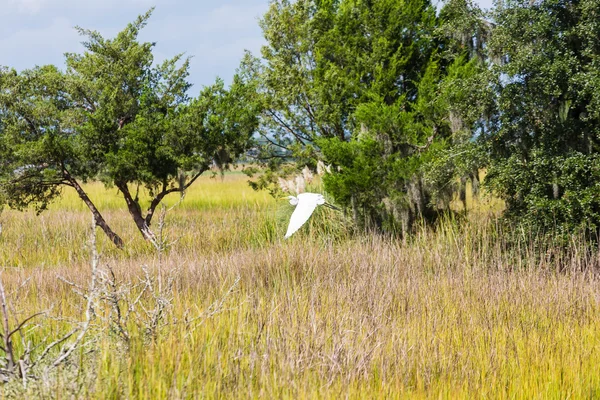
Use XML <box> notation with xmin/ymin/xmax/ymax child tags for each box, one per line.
<box><xmin>247</xmin><ymin>0</ymin><xmax>488</xmax><ymax>234</ymax></box>
<box><xmin>483</xmin><ymin>0</ymin><xmax>600</xmax><ymax>234</ymax></box>
<box><xmin>245</xmin><ymin>0</ymin><xmax>600</xmax><ymax>237</ymax></box>
<box><xmin>0</xmin><ymin>9</ymin><xmax>260</xmax><ymax>247</ymax></box>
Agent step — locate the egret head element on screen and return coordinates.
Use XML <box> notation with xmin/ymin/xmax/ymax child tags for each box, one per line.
<box><xmin>287</xmin><ymin>195</ymin><xmax>298</xmax><ymax>206</ymax></box>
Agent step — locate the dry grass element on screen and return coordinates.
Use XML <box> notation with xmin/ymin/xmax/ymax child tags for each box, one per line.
<box><xmin>0</xmin><ymin>172</ymin><xmax>599</xmax><ymax>398</ymax></box>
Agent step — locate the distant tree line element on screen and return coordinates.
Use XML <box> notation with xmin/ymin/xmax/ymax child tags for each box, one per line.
<box><xmin>2</xmin><ymin>0</ymin><xmax>600</xmax><ymax>247</ymax></box>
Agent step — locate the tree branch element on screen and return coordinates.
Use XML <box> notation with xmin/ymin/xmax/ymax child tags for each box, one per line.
<box><xmin>407</xmin><ymin>126</ymin><xmax>437</xmax><ymax>153</ymax></box>
<box><xmin>144</xmin><ymin>165</ymin><xmax>208</xmax><ymax>226</ymax></box>
<box><xmin>0</xmin><ymin>276</ymin><xmax>15</xmax><ymax>371</ymax></box>
<box><xmin>65</xmin><ymin>170</ymin><xmax>124</xmax><ymax>248</ymax></box>
<box><xmin>21</xmin><ymin>114</ymin><xmax>40</xmax><ymax>136</ymax></box>
<box><xmin>7</xmin><ymin>312</ymin><xmax>44</xmax><ymax>340</ymax></box>
<box><xmin>76</xmin><ymin>87</ymin><xmax>97</xmax><ymax>112</ymax></box>
<box><xmin>260</xmin><ymin>134</ymin><xmax>291</xmax><ymax>151</ymax></box>
<box><xmin>266</xmin><ymin>109</ymin><xmax>310</xmax><ymax>145</ymax></box>
<box><xmin>300</xmin><ymin>93</ymin><xmax>330</xmax><ymax>137</ymax></box>
<box><xmin>31</xmin><ymin>328</ymin><xmax>77</xmax><ymax>369</ymax></box>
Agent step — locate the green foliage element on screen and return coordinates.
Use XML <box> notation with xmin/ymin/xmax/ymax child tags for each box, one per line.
<box><xmin>0</xmin><ymin>10</ymin><xmax>260</xmax><ymax>245</ymax></box>
<box><xmin>6</xmin><ymin>0</ymin><xmax>600</xmax><ymax>242</ymax></box>
<box><xmin>250</xmin><ymin>0</ymin><xmax>489</xmax><ymax>233</ymax></box>
<box><xmin>181</xmin><ymin>74</ymin><xmax>262</xmax><ymax>174</ymax></box>
<box><xmin>0</xmin><ymin>64</ymin><xmax>71</xmax><ymax>211</ymax></box>
<box><xmin>484</xmin><ymin>0</ymin><xmax>600</xmax><ymax>234</ymax></box>
<box><xmin>319</xmin><ymin>136</ymin><xmax>382</xmax><ymax>208</ymax></box>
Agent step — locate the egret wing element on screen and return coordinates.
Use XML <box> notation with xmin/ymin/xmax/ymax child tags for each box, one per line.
<box><xmin>284</xmin><ymin>196</ymin><xmax>319</xmax><ymax>238</ymax></box>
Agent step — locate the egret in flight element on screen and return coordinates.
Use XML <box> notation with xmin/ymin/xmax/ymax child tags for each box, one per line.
<box><xmin>284</xmin><ymin>193</ymin><xmax>340</xmax><ymax>238</ymax></box>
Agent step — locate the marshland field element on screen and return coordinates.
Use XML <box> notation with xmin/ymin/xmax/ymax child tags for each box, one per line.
<box><xmin>0</xmin><ymin>171</ymin><xmax>599</xmax><ymax>399</ymax></box>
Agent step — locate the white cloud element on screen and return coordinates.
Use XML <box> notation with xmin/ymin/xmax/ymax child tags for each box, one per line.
<box><xmin>1</xmin><ymin>0</ymin><xmax>163</xmax><ymax>16</ymax></box>
<box><xmin>0</xmin><ymin>16</ymin><xmax>79</xmax><ymax>69</ymax></box>
<box><xmin>154</xmin><ymin>3</ymin><xmax>266</xmax><ymax>40</ymax></box>
<box><xmin>0</xmin><ymin>1</ymin><xmax>268</xmax><ymax>87</ymax></box>
<box><xmin>5</xmin><ymin>0</ymin><xmax>47</xmax><ymax>14</ymax></box>
<box><xmin>137</xmin><ymin>2</ymin><xmax>268</xmax><ymax>86</ymax></box>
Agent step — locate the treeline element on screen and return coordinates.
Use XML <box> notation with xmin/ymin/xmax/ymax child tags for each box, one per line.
<box><xmin>1</xmin><ymin>0</ymin><xmax>600</xmax><ymax>247</ymax></box>
<box><xmin>248</xmin><ymin>0</ymin><xmax>600</xmax><ymax>236</ymax></box>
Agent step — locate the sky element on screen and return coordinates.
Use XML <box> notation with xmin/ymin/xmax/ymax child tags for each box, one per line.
<box><xmin>0</xmin><ymin>0</ymin><xmax>495</xmax><ymax>93</ymax></box>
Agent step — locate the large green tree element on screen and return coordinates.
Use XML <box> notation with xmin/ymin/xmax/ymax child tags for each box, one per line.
<box><xmin>484</xmin><ymin>0</ymin><xmax>600</xmax><ymax>233</ymax></box>
<box><xmin>0</xmin><ymin>10</ymin><xmax>260</xmax><ymax>247</ymax></box>
<box><xmin>249</xmin><ymin>0</ymin><xmax>488</xmax><ymax>233</ymax></box>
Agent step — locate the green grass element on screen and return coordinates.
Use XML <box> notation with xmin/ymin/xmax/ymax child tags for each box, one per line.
<box><xmin>0</xmin><ymin>172</ymin><xmax>599</xmax><ymax>398</ymax></box>
<box><xmin>49</xmin><ymin>170</ymin><xmax>274</xmax><ymax>212</ymax></box>
<box><xmin>0</xmin><ymin>171</ymin><xmax>278</xmax><ymax>267</ymax></box>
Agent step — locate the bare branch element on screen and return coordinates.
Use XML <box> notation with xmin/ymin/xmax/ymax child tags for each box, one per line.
<box><xmin>266</xmin><ymin>109</ymin><xmax>310</xmax><ymax>145</ymax></box>
<box><xmin>31</xmin><ymin>328</ymin><xmax>77</xmax><ymax>369</ymax></box>
<box><xmin>0</xmin><ymin>275</ymin><xmax>16</xmax><ymax>372</ymax></box>
<box><xmin>7</xmin><ymin>312</ymin><xmax>45</xmax><ymax>340</ymax></box>
<box><xmin>52</xmin><ymin>214</ymin><xmax>99</xmax><ymax>367</ymax></box>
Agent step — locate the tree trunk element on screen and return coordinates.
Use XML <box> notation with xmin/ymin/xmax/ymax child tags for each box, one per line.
<box><xmin>471</xmin><ymin>172</ymin><xmax>480</xmax><ymax>196</ymax></box>
<box><xmin>115</xmin><ymin>182</ymin><xmax>158</xmax><ymax>245</ymax></box>
<box><xmin>69</xmin><ymin>178</ymin><xmax>124</xmax><ymax>248</ymax></box>
<box><xmin>145</xmin><ymin>191</ymin><xmax>169</xmax><ymax>226</ymax></box>
<box><xmin>351</xmin><ymin>194</ymin><xmax>359</xmax><ymax>227</ymax></box>
<box><xmin>459</xmin><ymin>176</ymin><xmax>467</xmax><ymax>212</ymax></box>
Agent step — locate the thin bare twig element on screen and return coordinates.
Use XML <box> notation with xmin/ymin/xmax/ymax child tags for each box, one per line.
<box><xmin>52</xmin><ymin>214</ymin><xmax>99</xmax><ymax>367</ymax></box>
<box><xmin>0</xmin><ymin>275</ymin><xmax>16</xmax><ymax>372</ymax></box>
<box><xmin>31</xmin><ymin>328</ymin><xmax>77</xmax><ymax>369</ymax></box>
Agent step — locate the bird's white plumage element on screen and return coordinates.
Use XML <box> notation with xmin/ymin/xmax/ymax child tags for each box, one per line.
<box><xmin>284</xmin><ymin>193</ymin><xmax>325</xmax><ymax>238</ymax></box>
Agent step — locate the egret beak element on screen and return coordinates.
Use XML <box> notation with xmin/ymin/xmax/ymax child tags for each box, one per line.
<box><xmin>323</xmin><ymin>202</ymin><xmax>341</xmax><ymax>211</ymax></box>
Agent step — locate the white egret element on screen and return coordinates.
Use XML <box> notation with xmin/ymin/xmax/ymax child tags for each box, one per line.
<box><xmin>284</xmin><ymin>193</ymin><xmax>340</xmax><ymax>239</ymax></box>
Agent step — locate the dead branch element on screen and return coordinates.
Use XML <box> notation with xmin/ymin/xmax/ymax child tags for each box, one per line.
<box><xmin>52</xmin><ymin>213</ymin><xmax>99</xmax><ymax>367</ymax></box>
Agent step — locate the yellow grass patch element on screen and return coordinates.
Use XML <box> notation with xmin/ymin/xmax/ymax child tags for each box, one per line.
<box><xmin>0</xmin><ymin>171</ymin><xmax>598</xmax><ymax>398</ymax></box>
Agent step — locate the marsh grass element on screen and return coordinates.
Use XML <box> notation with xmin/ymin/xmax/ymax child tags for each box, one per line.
<box><xmin>0</xmin><ymin>172</ymin><xmax>600</xmax><ymax>398</ymax></box>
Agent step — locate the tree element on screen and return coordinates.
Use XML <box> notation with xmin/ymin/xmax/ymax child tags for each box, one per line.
<box><xmin>484</xmin><ymin>0</ymin><xmax>600</xmax><ymax>234</ymax></box>
<box><xmin>0</xmin><ymin>10</ymin><xmax>260</xmax><ymax>247</ymax></box>
<box><xmin>422</xmin><ymin>0</ymin><xmax>494</xmax><ymax>210</ymax></box>
<box><xmin>248</xmin><ymin>0</ymin><xmax>486</xmax><ymax>233</ymax></box>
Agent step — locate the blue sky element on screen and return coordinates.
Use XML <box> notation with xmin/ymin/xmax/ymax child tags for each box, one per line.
<box><xmin>0</xmin><ymin>0</ymin><xmax>494</xmax><ymax>93</ymax></box>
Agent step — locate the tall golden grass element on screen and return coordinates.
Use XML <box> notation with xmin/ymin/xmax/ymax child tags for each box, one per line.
<box><xmin>0</xmin><ymin>172</ymin><xmax>599</xmax><ymax>398</ymax></box>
